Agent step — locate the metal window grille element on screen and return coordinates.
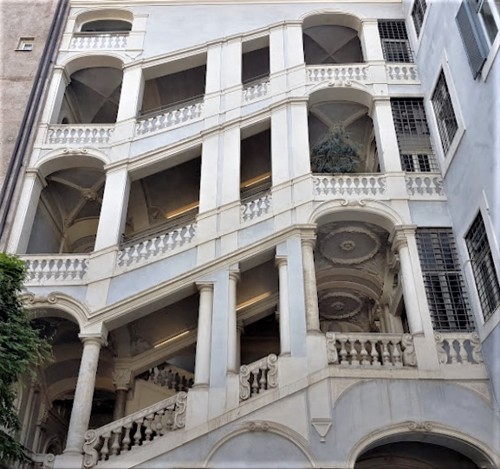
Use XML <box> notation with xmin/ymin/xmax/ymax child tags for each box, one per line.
<box><xmin>391</xmin><ymin>98</ymin><xmax>438</xmax><ymax>172</ymax></box>
<box><xmin>417</xmin><ymin>228</ymin><xmax>473</xmax><ymax>331</ymax></box>
<box><xmin>411</xmin><ymin>0</ymin><xmax>428</xmax><ymax>36</ymax></box>
<box><xmin>431</xmin><ymin>71</ymin><xmax>458</xmax><ymax>155</ymax></box>
<box><xmin>378</xmin><ymin>20</ymin><xmax>414</xmax><ymax>62</ymax></box>
<box><xmin>465</xmin><ymin>213</ymin><xmax>500</xmax><ymax>320</ymax></box>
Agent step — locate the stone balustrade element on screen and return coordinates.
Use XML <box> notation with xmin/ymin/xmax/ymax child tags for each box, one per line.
<box><xmin>241</xmin><ymin>192</ymin><xmax>272</xmax><ymax>222</ymax></box>
<box><xmin>239</xmin><ymin>354</ymin><xmax>278</xmax><ymax>402</ymax></box>
<box><xmin>406</xmin><ymin>174</ymin><xmax>445</xmax><ymax>198</ymax></box>
<box><xmin>136</xmin><ymin>101</ymin><xmax>203</xmax><ymax>136</ymax></box>
<box><xmin>434</xmin><ymin>332</ymin><xmax>484</xmax><ymax>365</ymax></box>
<box><xmin>70</xmin><ymin>33</ymin><xmax>128</xmax><ymax>50</ymax></box>
<box><xmin>139</xmin><ymin>363</ymin><xmax>194</xmax><ymax>392</ymax></box>
<box><xmin>326</xmin><ymin>333</ymin><xmax>417</xmax><ymax>367</ymax></box>
<box><xmin>243</xmin><ymin>79</ymin><xmax>270</xmax><ymax>102</ymax></box>
<box><xmin>307</xmin><ymin>64</ymin><xmax>370</xmax><ymax>84</ymax></box>
<box><xmin>386</xmin><ymin>64</ymin><xmax>419</xmax><ymax>83</ymax></box>
<box><xmin>46</xmin><ymin>125</ymin><xmax>114</xmax><ymax>145</ymax></box>
<box><xmin>23</xmin><ymin>255</ymin><xmax>89</xmax><ymax>282</ymax></box>
<box><xmin>118</xmin><ymin>222</ymin><xmax>196</xmax><ymax>268</ymax></box>
<box><xmin>313</xmin><ymin>174</ymin><xmax>387</xmax><ymax>198</ymax></box>
<box><xmin>83</xmin><ymin>392</ymin><xmax>187</xmax><ymax>468</ymax></box>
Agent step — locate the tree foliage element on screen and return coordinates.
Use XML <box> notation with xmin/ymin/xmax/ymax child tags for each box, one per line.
<box><xmin>0</xmin><ymin>253</ymin><xmax>51</xmax><ymax>464</ymax></box>
<box><xmin>310</xmin><ymin>126</ymin><xmax>361</xmax><ymax>174</ymax></box>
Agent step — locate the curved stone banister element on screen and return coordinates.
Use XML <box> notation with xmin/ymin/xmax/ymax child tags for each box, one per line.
<box><xmin>239</xmin><ymin>354</ymin><xmax>278</xmax><ymax>401</ymax></box>
<box><xmin>83</xmin><ymin>391</ymin><xmax>187</xmax><ymax>468</ymax></box>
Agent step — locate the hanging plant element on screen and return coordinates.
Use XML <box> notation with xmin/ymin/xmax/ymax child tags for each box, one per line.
<box><xmin>310</xmin><ymin>125</ymin><xmax>361</xmax><ymax>174</ymax></box>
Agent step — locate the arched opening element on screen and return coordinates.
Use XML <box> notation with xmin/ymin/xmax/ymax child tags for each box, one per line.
<box><xmin>303</xmin><ymin>14</ymin><xmax>363</xmax><ymax>65</ymax></box>
<box><xmin>27</xmin><ymin>161</ymin><xmax>105</xmax><ymax>254</ymax></box>
<box><xmin>80</xmin><ymin>19</ymin><xmax>132</xmax><ymax>32</ymax></box>
<box><xmin>308</xmin><ymin>89</ymin><xmax>378</xmax><ymax>173</ymax></box>
<box><xmin>57</xmin><ymin>64</ymin><xmax>123</xmax><ymax>124</ymax></box>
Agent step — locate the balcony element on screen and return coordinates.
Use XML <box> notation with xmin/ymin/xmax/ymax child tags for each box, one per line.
<box><xmin>46</xmin><ymin>124</ymin><xmax>114</xmax><ymax>145</ymax></box>
<box><xmin>69</xmin><ymin>32</ymin><xmax>129</xmax><ymax>50</ymax></box>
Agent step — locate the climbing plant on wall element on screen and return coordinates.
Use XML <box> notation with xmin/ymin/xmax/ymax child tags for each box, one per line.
<box><xmin>0</xmin><ymin>253</ymin><xmax>51</xmax><ymax>466</ymax></box>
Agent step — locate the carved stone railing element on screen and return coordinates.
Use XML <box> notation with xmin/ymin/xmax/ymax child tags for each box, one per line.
<box><xmin>136</xmin><ymin>101</ymin><xmax>203</xmax><ymax>136</ymax></box>
<box><xmin>118</xmin><ymin>222</ymin><xmax>196</xmax><ymax>267</ymax></box>
<box><xmin>83</xmin><ymin>392</ymin><xmax>187</xmax><ymax>468</ymax></box>
<box><xmin>313</xmin><ymin>174</ymin><xmax>387</xmax><ymax>198</ymax></box>
<box><xmin>23</xmin><ymin>255</ymin><xmax>89</xmax><ymax>282</ymax></box>
<box><xmin>17</xmin><ymin>452</ymin><xmax>55</xmax><ymax>469</ymax></box>
<box><xmin>326</xmin><ymin>333</ymin><xmax>417</xmax><ymax>367</ymax></box>
<box><xmin>240</xmin><ymin>354</ymin><xmax>278</xmax><ymax>401</ymax></box>
<box><xmin>46</xmin><ymin>125</ymin><xmax>114</xmax><ymax>144</ymax></box>
<box><xmin>435</xmin><ymin>332</ymin><xmax>484</xmax><ymax>365</ymax></box>
<box><xmin>386</xmin><ymin>64</ymin><xmax>419</xmax><ymax>83</ymax></box>
<box><xmin>70</xmin><ymin>32</ymin><xmax>128</xmax><ymax>49</ymax></box>
<box><xmin>241</xmin><ymin>192</ymin><xmax>272</xmax><ymax>222</ymax></box>
<box><xmin>243</xmin><ymin>79</ymin><xmax>270</xmax><ymax>102</ymax></box>
<box><xmin>406</xmin><ymin>174</ymin><xmax>445</xmax><ymax>198</ymax></box>
<box><xmin>307</xmin><ymin>64</ymin><xmax>369</xmax><ymax>84</ymax></box>
<box><xmin>138</xmin><ymin>363</ymin><xmax>194</xmax><ymax>392</ymax></box>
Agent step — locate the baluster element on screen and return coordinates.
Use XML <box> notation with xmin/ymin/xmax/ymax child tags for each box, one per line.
<box><xmin>371</xmin><ymin>340</ymin><xmax>381</xmax><ymax>366</ymax></box>
<box><xmin>153</xmin><ymin>409</ymin><xmax>164</xmax><ymax>438</ymax></box>
<box><xmin>392</xmin><ymin>341</ymin><xmax>402</xmax><ymax>367</ymax></box>
<box><xmin>360</xmin><ymin>339</ymin><xmax>370</xmax><ymax>365</ymax></box>
<box><xmin>458</xmin><ymin>339</ymin><xmax>468</xmax><ymax>364</ymax></box>
<box><xmin>164</xmin><ymin>407</ymin><xmax>174</xmax><ymax>430</ymax></box>
<box><xmin>133</xmin><ymin>418</ymin><xmax>143</xmax><ymax>447</ymax></box>
<box><xmin>449</xmin><ymin>339</ymin><xmax>459</xmax><ymax>364</ymax></box>
<box><xmin>144</xmin><ymin>414</ymin><xmax>154</xmax><ymax>443</ymax></box>
<box><xmin>100</xmin><ymin>433</ymin><xmax>111</xmax><ymax>461</ymax></box>
<box><xmin>259</xmin><ymin>367</ymin><xmax>267</xmax><ymax>390</ymax></box>
<box><xmin>122</xmin><ymin>423</ymin><xmax>132</xmax><ymax>451</ymax></box>
<box><xmin>348</xmin><ymin>340</ymin><xmax>359</xmax><ymax>366</ymax></box>
<box><xmin>110</xmin><ymin>428</ymin><xmax>122</xmax><ymax>456</ymax></box>
<box><xmin>381</xmin><ymin>340</ymin><xmax>391</xmax><ymax>366</ymax></box>
<box><xmin>338</xmin><ymin>338</ymin><xmax>348</xmax><ymax>365</ymax></box>
<box><xmin>251</xmin><ymin>369</ymin><xmax>260</xmax><ymax>396</ymax></box>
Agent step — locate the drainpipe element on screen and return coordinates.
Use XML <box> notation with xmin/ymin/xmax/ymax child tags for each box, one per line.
<box><xmin>0</xmin><ymin>0</ymin><xmax>70</xmax><ymax>249</ymax></box>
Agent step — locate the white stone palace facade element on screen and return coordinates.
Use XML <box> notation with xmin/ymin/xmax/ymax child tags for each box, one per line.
<box><xmin>6</xmin><ymin>0</ymin><xmax>500</xmax><ymax>468</ymax></box>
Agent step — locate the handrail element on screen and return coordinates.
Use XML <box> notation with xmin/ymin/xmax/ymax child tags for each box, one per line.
<box><xmin>139</xmin><ymin>94</ymin><xmax>205</xmax><ymax>118</ymax></box>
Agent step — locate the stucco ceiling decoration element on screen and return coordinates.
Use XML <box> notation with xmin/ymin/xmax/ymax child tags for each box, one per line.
<box><xmin>318</xmin><ymin>225</ymin><xmax>381</xmax><ymax>265</ymax></box>
<box><xmin>318</xmin><ymin>291</ymin><xmax>366</xmax><ymax>319</ymax></box>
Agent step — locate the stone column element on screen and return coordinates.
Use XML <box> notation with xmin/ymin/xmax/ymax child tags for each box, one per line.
<box><xmin>94</xmin><ymin>166</ymin><xmax>130</xmax><ymax>251</ymax></box>
<box><xmin>276</xmin><ymin>256</ymin><xmax>291</xmax><ymax>356</ymax></box>
<box><xmin>301</xmin><ymin>238</ymin><xmax>321</xmax><ymax>332</ymax></box>
<box><xmin>227</xmin><ymin>270</ymin><xmax>240</xmax><ymax>374</ymax></box>
<box><xmin>112</xmin><ymin>368</ymin><xmax>131</xmax><ymax>421</ymax></box>
<box><xmin>40</xmin><ymin>66</ymin><xmax>69</xmax><ymax>124</ymax></box>
<box><xmin>391</xmin><ymin>227</ymin><xmax>424</xmax><ymax>335</ymax></box>
<box><xmin>194</xmin><ymin>283</ymin><xmax>214</xmax><ymax>386</ymax></box>
<box><xmin>115</xmin><ymin>66</ymin><xmax>143</xmax><ymax>122</ymax></box>
<box><xmin>64</xmin><ymin>334</ymin><xmax>106</xmax><ymax>454</ymax></box>
<box><xmin>371</xmin><ymin>97</ymin><xmax>402</xmax><ymax>172</ymax></box>
<box><xmin>7</xmin><ymin>170</ymin><xmax>45</xmax><ymax>253</ymax></box>
<box><xmin>290</xmin><ymin>101</ymin><xmax>311</xmax><ymax>179</ymax></box>
<box><xmin>360</xmin><ymin>20</ymin><xmax>385</xmax><ymax>61</ymax></box>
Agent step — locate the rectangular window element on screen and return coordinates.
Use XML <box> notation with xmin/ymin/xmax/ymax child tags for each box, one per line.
<box><xmin>465</xmin><ymin>213</ymin><xmax>500</xmax><ymax>320</ymax></box>
<box><xmin>391</xmin><ymin>98</ymin><xmax>438</xmax><ymax>172</ymax></box>
<box><xmin>431</xmin><ymin>72</ymin><xmax>458</xmax><ymax>155</ymax></box>
<box><xmin>16</xmin><ymin>37</ymin><xmax>34</xmax><ymax>51</ymax></box>
<box><xmin>411</xmin><ymin>0</ymin><xmax>428</xmax><ymax>36</ymax></box>
<box><xmin>417</xmin><ymin>228</ymin><xmax>473</xmax><ymax>331</ymax></box>
<box><xmin>378</xmin><ymin>20</ymin><xmax>413</xmax><ymax>62</ymax></box>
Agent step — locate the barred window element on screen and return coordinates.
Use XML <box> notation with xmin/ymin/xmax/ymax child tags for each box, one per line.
<box><xmin>417</xmin><ymin>228</ymin><xmax>473</xmax><ymax>331</ymax></box>
<box><xmin>378</xmin><ymin>20</ymin><xmax>413</xmax><ymax>62</ymax></box>
<box><xmin>431</xmin><ymin>71</ymin><xmax>458</xmax><ymax>155</ymax></box>
<box><xmin>411</xmin><ymin>0</ymin><xmax>428</xmax><ymax>36</ymax></box>
<box><xmin>391</xmin><ymin>98</ymin><xmax>438</xmax><ymax>172</ymax></box>
<box><xmin>465</xmin><ymin>213</ymin><xmax>500</xmax><ymax>320</ymax></box>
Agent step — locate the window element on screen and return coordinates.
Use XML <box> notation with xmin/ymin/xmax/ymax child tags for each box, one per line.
<box><xmin>472</xmin><ymin>0</ymin><xmax>499</xmax><ymax>43</ymax></box>
<box><xmin>378</xmin><ymin>20</ymin><xmax>413</xmax><ymax>62</ymax></box>
<box><xmin>16</xmin><ymin>37</ymin><xmax>34</xmax><ymax>51</ymax></box>
<box><xmin>411</xmin><ymin>0</ymin><xmax>428</xmax><ymax>37</ymax></box>
<box><xmin>465</xmin><ymin>213</ymin><xmax>500</xmax><ymax>320</ymax></box>
<box><xmin>417</xmin><ymin>228</ymin><xmax>473</xmax><ymax>331</ymax></box>
<box><xmin>431</xmin><ymin>72</ymin><xmax>458</xmax><ymax>155</ymax></box>
<box><xmin>391</xmin><ymin>98</ymin><xmax>438</xmax><ymax>172</ymax></box>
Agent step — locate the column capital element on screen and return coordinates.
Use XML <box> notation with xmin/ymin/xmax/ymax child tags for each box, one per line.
<box><xmin>229</xmin><ymin>270</ymin><xmax>240</xmax><ymax>282</ymax></box>
<box><xmin>196</xmin><ymin>281</ymin><xmax>214</xmax><ymax>293</ymax></box>
<box><xmin>112</xmin><ymin>368</ymin><xmax>132</xmax><ymax>391</ymax></box>
<box><xmin>301</xmin><ymin>237</ymin><xmax>317</xmax><ymax>250</ymax></box>
<box><xmin>275</xmin><ymin>255</ymin><xmax>288</xmax><ymax>268</ymax></box>
<box><xmin>78</xmin><ymin>333</ymin><xmax>107</xmax><ymax>347</ymax></box>
<box><xmin>390</xmin><ymin>225</ymin><xmax>417</xmax><ymax>252</ymax></box>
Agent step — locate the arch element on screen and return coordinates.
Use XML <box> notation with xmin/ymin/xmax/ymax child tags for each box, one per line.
<box><xmin>308</xmin><ymin>85</ymin><xmax>374</xmax><ymax>111</ymax></box>
<box><xmin>348</xmin><ymin>423</ymin><xmax>498</xmax><ymax>469</ymax></box>
<box><xmin>204</xmin><ymin>420</ymin><xmax>315</xmax><ymax>468</ymax></box>
<box><xmin>309</xmin><ymin>200</ymin><xmax>407</xmax><ymax>232</ymax></box>
<box><xmin>301</xmin><ymin>10</ymin><xmax>363</xmax><ymax>33</ymax></box>
<box><xmin>61</xmin><ymin>53</ymin><xmax>124</xmax><ymax>77</ymax></box>
<box><xmin>74</xmin><ymin>8</ymin><xmax>134</xmax><ymax>31</ymax></box>
<box><xmin>22</xmin><ymin>292</ymin><xmax>89</xmax><ymax>331</ymax></box>
<box><xmin>34</xmin><ymin>149</ymin><xmax>109</xmax><ymax>178</ymax></box>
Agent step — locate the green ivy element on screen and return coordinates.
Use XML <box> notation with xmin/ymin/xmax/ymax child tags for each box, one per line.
<box><xmin>0</xmin><ymin>253</ymin><xmax>51</xmax><ymax>465</ymax></box>
<box><xmin>310</xmin><ymin>127</ymin><xmax>361</xmax><ymax>174</ymax></box>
